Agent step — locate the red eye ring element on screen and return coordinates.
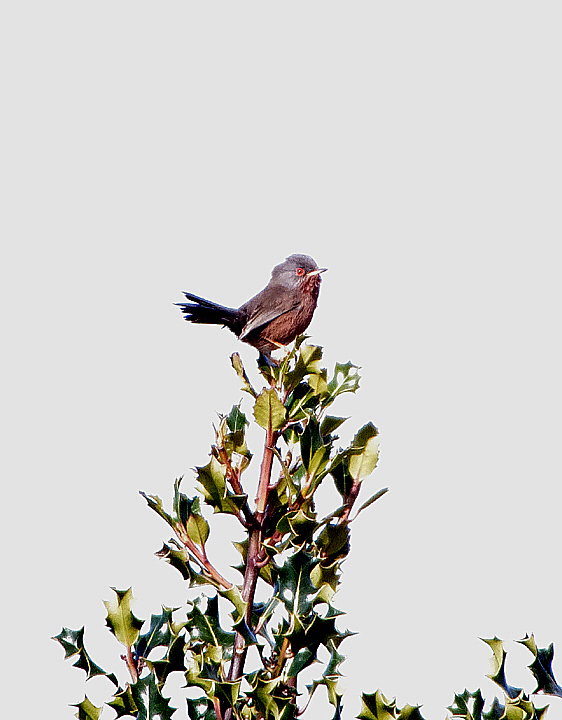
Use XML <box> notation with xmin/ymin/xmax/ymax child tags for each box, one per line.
<box><xmin>296</xmin><ymin>267</ymin><xmax>306</xmax><ymax>276</ymax></box>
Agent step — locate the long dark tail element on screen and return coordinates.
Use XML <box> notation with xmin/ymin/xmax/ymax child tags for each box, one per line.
<box><xmin>176</xmin><ymin>293</ymin><xmax>245</xmax><ymax>336</ymax></box>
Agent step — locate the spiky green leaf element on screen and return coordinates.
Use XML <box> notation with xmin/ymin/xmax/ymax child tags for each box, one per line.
<box><xmin>130</xmin><ymin>673</ymin><xmax>175</xmax><ymax>720</ymax></box>
<box><xmin>137</xmin><ymin>607</ymin><xmax>175</xmax><ymax>658</ymax></box>
<box><xmin>104</xmin><ymin>587</ymin><xmax>144</xmax><ymax>649</ymax></box>
<box><xmin>196</xmin><ymin>456</ymin><xmax>246</xmax><ymax>515</ymax></box>
<box><xmin>327</xmin><ymin>361</ymin><xmax>360</xmax><ymax>400</ymax></box>
<box><xmin>155</xmin><ymin>542</ymin><xmax>209</xmax><ymax>586</ymax></box>
<box><xmin>518</xmin><ymin>634</ymin><xmax>562</xmax><ymax>698</ymax></box>
<box><xmin>482</xmin><ymin>637</ymin><xmax>523</xmax><ymax>699</ymax></box>
<box><xmin>108</xmin><ymin>686</ymin><xmax>138</xmax><ymax>718</ymax></box>
<box><xmin>71</xmin><ymin>697</ymin><xmax>102</xmax><ymax>720</ymax></box>
<box><xmin>53</xmin><ymin>627</ymin><xmax>117</xmax><ymax>683</ymax></box>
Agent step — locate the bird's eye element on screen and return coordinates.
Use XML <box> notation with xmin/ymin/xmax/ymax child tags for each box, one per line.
<box><xmin>296</xmin><ymin>267</ymin><xmax>305</xmax><ymax>276</ymax></box>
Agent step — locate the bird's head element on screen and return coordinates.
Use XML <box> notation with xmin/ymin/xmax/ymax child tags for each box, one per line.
<box><xmin>271</xmin><ymin>254</ymin><xmax>327</xmax><ymax>291</ymax></box>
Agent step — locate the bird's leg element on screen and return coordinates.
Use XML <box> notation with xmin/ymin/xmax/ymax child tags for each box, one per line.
<box><xmin>257</xmin><ymin>351</ymin><xmax>278</xmax><ymax>368</ymax></box>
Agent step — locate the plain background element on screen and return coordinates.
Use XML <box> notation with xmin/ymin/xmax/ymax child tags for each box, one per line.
<box><xmin>2</xmin><ymin>2</ymin><xmax>561</xmax><ymax>718</ymax></box>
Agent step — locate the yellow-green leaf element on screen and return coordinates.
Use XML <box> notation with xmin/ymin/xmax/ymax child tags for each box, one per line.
<box><xmin>103</xmin><ymin>587</ymin><xmax>143</xmax><ymax>649</ymax></box>
<box><xmin>185</xmin><ymin>513</ymin><xmax>209</xmax><ymax>547</ymax></box>
<box><xmin>254</xmin><ymin>387</ymin><xmax>286</xmax><ymax>431</ymax></box>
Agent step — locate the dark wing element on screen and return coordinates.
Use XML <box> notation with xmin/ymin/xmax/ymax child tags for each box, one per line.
<box><xmin>238</xmin><ymin>286</ymin><xmax>299</xmax><ymax>341</ymax></box>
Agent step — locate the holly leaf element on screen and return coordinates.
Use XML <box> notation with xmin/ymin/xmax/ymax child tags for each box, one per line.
<box><xmin>196</xmin><ymin>457</ymin><xmax>246</xmax><ymax>515</ymax></box>
<box><xmin>231</xmin><ymin>352</ymin><xmax>257</xmax><ymax>397</ymax></box>
<box><xmin>104</xmin><ymin>587</ymin><xmax>144</xmax><ymax>649</ymax></box>
<box><xmin>320</xmin><ymin>415</ymin><xmax>348</xmax><ymax>437</ymax></box>
<box><xmin>316</xmin><ymin>524</ymin><xmax>350</xmax><ymax>561</ymax></box>
<box><xmin>326</xmin><ymin>361</ymin><xmax>360</xmax><ymax>402</ymax></box>
<box><xmin>247</xmin><ymin>674</ymin><xmax>292</xmax><ymax>720</ymax></box>
<box><xmin>482</xmin><ymin>637</ymin><xmax>523</xmax><ymax>699</ymax></box>
<box><xmin>300</xmin><ymin>417</ymin><xmax>331</xmax><ymax>477</ymax></box>
<box><xmin>219</xmin><ymin>582</ymin><xmax>247</xmax><ymax>623</ymax></box>
<box><xmin>130</xmin><ymin>673</ymin><xmax>175</xmax><ymax>720</ymax></box>
<box><xmin>186</xmin><ymin>696</ymin><xmax>216</xmax><ymax>720</ymax></box>
<box><xmin>329</xmin><ymin>455</ymin><xmax>354</xmax><ymax>497</ymax></box>
<box><xmin>358</xmin><ymin>690</ymin><xmax>425</xmax><ymax>719</ymax></box>
<box><xmin>518</xmin><ymin>634</ymin><xmax>562</xmax><ymax>697</ymax></box>
<box><xmin>186</xmin><ymin>512</ymin><xmax>210</xmax><ymax>547</ymax></box>
<box><xmin>482</xmin><ymin>693</ymin><xmax>548</xmax><ymax>720</ymax></box>
<box><xmin>353</xmin><ymin>487</ymin><xmax>389</xmax><ymax>519</ymax></box>
<box><xmin>448</xmin><ymin>689</ymin><xmax>484</xmax><ymax>719</ymax></box>
<box><xmin>140</xmin><ymin>491</ymin><xmax>176</xmax><ymax>529</ymax></box>
<box><xmin>348</xmin><ymin>423</ymin><xmax>380</xmax><ymax>481</ymax></box>
<box><xmin>273</xmin><ymin>551</ymin><xmax>318</xmax><ymax>618</ymax></box>
<box><xmin>137</xmin><ymin>607</ymin><xmax>175</xmax><ymax>658</ymax></box>
<box><xmin>186</xmin><ymin>596</ymin><xmax>235</xmax><ymax>659</ymax></box>
<box><xmin>254</xmin><ymin>387</ymin><xmax>286</xmax><ymax>431</ymax></box>
<box><xmin>108</xmin><ymin>686</ymin><xmax>138</xmax><ymax>718</ymax></box>
<box><xmin>53</xmin><ymin>626</ymin><xmax>118</xmax><ymax>685</ymax></box>
<box><xmin>155</xmin><ymin>542</ymin><xmax>209</xmax><ymax>586</ymax></box>
<box><xmin>285</xmin><ymin>342</ymin><xmax>324</xmax><ymax>392</ymax></box>
<box><xmin>150</xmin><ymin>634</ymin><xmax>187</xmax><ymax>689</ymax></box>
<box><xmin>71</xmin><ymin>697</ymin><xmax>102</xmax><ymax>720</ymax></box>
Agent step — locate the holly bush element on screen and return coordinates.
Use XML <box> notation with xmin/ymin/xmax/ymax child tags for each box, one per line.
<box><xmin>55</xmin><ymin>339</ymin><xmax>561</xmax><ymax>719</ymax></box>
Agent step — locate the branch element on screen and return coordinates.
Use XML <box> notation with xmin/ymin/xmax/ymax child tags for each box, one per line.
<box><xmin>172</xmin><ymin>522</ymin><xmax>233</xmax><ymax>590</ymax></box>
<box><xmin>228</xmin><ymin>423</ymin><xmax>279</xmax><ymax>684</ymax></box>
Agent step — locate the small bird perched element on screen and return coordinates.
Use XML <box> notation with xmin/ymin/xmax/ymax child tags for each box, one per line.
<box><xmin>177</xmin><ymin>254</ymin><xmax>326</xmax><ymax>363</ymax></box>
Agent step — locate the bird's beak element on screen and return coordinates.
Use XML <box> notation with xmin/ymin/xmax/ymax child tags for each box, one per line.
<box><xmin>307</xmin><ymin>268</ymin><xmax>328</xmax><ymax>277</ymax></box>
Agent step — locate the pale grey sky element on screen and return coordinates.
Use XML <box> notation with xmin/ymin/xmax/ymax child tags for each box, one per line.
<box><xmin>2</xmin><ymin>3</ymin><xmax>561</xmax><ymax>718</ymax></box>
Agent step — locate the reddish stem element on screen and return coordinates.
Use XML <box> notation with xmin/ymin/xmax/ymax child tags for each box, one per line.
<box><xmin>227</xmin><ymin>424</ymin><xmax>278</xmax><ymax>684</ymax></box>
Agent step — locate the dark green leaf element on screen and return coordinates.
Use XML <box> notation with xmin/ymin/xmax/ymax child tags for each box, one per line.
<box><xmin>227</xmin><ymin>404</ymin><xmax>248</xmax><ymax>432</ymax></box>
<box><xmin>196</xmin><ymin>457</ymin><xmax>246</xmax><ymax>515</ymax></box>
<box><xmin>150</xmin><ymin>634</ymin><xmax>187</xmax><ymax>689</ymax></box>
<box><xmin>300</xmin><ymin>417</ymin><xmax>329</xmax><ymax>473</ymax></box>
<box><xmin>186</xmin><ymin>596</ymin><xmax>235</xmax><ymax>658</ymax></box>
<box><xmin>326</xmin><ymin>362</ymin><xmax>360</xmax><ymax>401</ymax></box>
<box><xmin>186</xmin><ymin>696</ymin><xmax>216</xmax><ymax>720</ymax></box>
<box><xmin>276</xmin><ymin>507</ymin><xmax>317</xmax><ymax>547</ymax></box>
<box><xmin>53</xmin><ymin>627</ymin><xmax>114</xmax><ymax>682</ymax></box>
<box><xmin>284</xmin><ymin>343</ymin><xmax>324</xmax><ymax>393</ymax></box>
<box><xmin>447</xmin><ymin>689</ymin><xmax>485</xmax><ymax>719</ymax></box>
<box><xmin>155</xmin><ymin>542</ymin><xmax>209</xmax><ymax>586</ymax></box>
<box><xmin>288</xmin><ymin>647</ymin><xmax>315</xmax><ymax>676</ymax></box>
<box><xmin>316</xmin><ymin>524</ymin><xmax>350</xmax><ymax>560</ymax></box>
<box><xmin>173</xmin><ymin>477</ymin><xmax>191</xmax><ymax>526</ymax></box>
<box><xmin>140</xmin><ymin>491</ymin><xmax>175</xmax><ymax>528</ymax></box>
<box><xmin>358</xmin><ymin>690</ymin><xmax>426</xmax><ymax>719</ymax></box>
<box><xmin>273</xmin><ymin>551</ymin><xmax>318</xmax><ymax>619</ymax></box>
<box><xmin>130</xmin><ymin>673</ymin><xmax>175</xmax><ymax>720</ymax></box>
<box><xmin>53</xmin><ymin>626</ymin><xmax>118</xmax><ymax>685</ymax></box>
<box><xmin>329</xmin><ymin>456</ymin><xmax>354</xmax><ymax>497</ymax></box>
<box><xmin>518</xmin><ymin>634</ymin><xmax>562</xmax><ymax>698</ymax></box>
<box><xmin>108</xmin><ymin>686</ymin><xmax>138</xmax><ymax>718</ymax></box>
<box><xmin>137</xmin><ymin>607</ymin><xmax>175</xmax><ymax>658</ymax></box>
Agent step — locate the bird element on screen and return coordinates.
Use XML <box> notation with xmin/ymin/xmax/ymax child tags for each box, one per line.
<box><xmin>177</xmin><ymin>254</ymin><xmax>326</xmax><ymax>363</ymax></box>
